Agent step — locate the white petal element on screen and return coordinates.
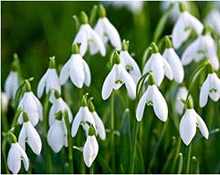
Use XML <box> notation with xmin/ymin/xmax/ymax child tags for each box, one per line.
<box><xmin>46</xmin><ymin>69</ymin><xmax>61</xmax><ymax>94</ymax></box>
<box><xmin>37</xmin><ymin>70</ymin><xmax>47</xmax><ymax>98</ymax></box>
<box><xmin>92</xmin><ymin>112</ymin><xmax>106</xmax><ymax>140</ymax></box>
<box><xmin>101</xmin><ymin>65</ymin><xmax>116</xmax><ymax>100</ymax></box>
<box><xmin>82</xmin><ymin>59</ymin><xmax>91</xmax><ymax>87</ymax></box>
<box><xmin>175</xmin><ymin>86</ymin><xmax>188</xmax><ymax>115</ymax></box>
<box><xmin>195</xmin><ymin>113</ymin><xmax>209</xmax><ymax>139</ymax></box>
<box><xmin>18</xmin><ymin>124</ymin><xmax>27</xmax><ymax>151</ymax></box>
<box><xmin>208</xmin><ymin>73</ymin><xmax>220</xmax><ymax>101</ymax></box>
<box><xmin>17</xmin><ymin>143</ymin><xmax>29</xmax><ymax>171</ymax></box>
<box><xmin>179</xmin><ymin>109</ymin><xmax>197</xmax><ymax>145</ymax></box>
<box><xmin>60</xmin><ymin>57</ymin><xmax>72</xmax><ymax>85</ymax></box>
<box><xmin>161</xmin><ymin>56</ymin><xmax>173</xmax><ymax>80</ymax></box>
<box><xmin>163</xmin><ymin>48</ymin><xmax>184</xmax><ymax>83</ymax></box>
<box><xmin>47</xmin><ymin>120</ymin><xmax>65</xmax><ymax>153</ymax></box>
<box><xmin>83</xmin><ymin>136</ymin><xmax>99</xmax><ymax>167</ymax></box>
<box><xmin>199</xmin><ymin>76</ymin><xmax>210</xmax><ymax>107</ymax></box>
<box><xmin>152</xmin><ymin>85</ymin><xmax>168</xmax><ymax>122</ymax></box>
<box><xmin>4</xmin><ymin>71</ymin><xmax>19</xmax><ymax>99</ymax></box>
<box><xmin>71</xmin><ymin>107</ymin><xmax>83</xmax><ymax>137</ymax></box>
<box><xmin>136</xmin><ymin>87</ymin><xmax>150</xmax><ymax>121</ymax></box>
<box><xmin>69</xmin><ymin>54</ymin><xmax>85</xmax><ymax>88</ymax></box>
<box><xmin>74</xmin><ymin>25</ymin><xmax>88</xmax><ymax>56</ymax></box>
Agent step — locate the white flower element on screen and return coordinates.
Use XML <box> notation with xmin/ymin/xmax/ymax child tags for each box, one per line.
<box><xmin>102</xmin><ymin>64</ymin><xmax>136</xmax><ymax>100</ymax></box>
<box><xmin>47</xmin><ymin>119</ymin><xmax>68</xmax><ymax>153</ymax></box>
<box><xmin>4</xmin><ymin>71</ymin><xmax>19</xmax><ymax>99</ymax></box>
<box><xmin>163</xmin><ymin>48</ymin><xmax>184</xmax><ymax>83</ymax></box>
<box><xmin>120</xmin><ymin>50</ymin><xmax>141</xmax><ymax>83</ymax></box>
<box><xmin>37</xmin><ymin>68</ymin><xmax>61</xmax><ymax>102</ymax></box>
<box><xmin>200</xmin><ymin>73</ymin><xmax>220</xmax><ymax>107</ymax></box>
<box><xmin>179</xmin><ymin>108</ymin><xmax>209</xmax><ymax>145</ymax></box>
<box><xmin>143</xmin><ymin>53</ymin><xmax>173</xmax><ymax>86</ymax></box>
<box><xmin>60</xmin><ymin>54</ymin><xmax>91</xmax><ymax>88</ymax></box>
<box><xmin>74</xmin><ymin>24</ymin><xmax>106</xmax><ymax>56</ymax></box>
<box><xmin>7</xmin><ymin>143</ymin><xmax>29</xmax><ymax>174</ymax></box>
<box><xmin>49</xmin><ymin>97</ymin><xmax>73</xmax><ymax>126</ymax></box>
<box><xmin>172</xmin><ymin>11</ymin><xmax>203</xmax><ymax>49</ymax></box>
<box><xmin>205</xmin><ymin>9</ymin><xmax>220</xmax><ymax>35</ymax></box>
<box><xmin>175</xmin><ymin>86</ymin><xmax>188</xmax><ymax>115</ymax></box>
<box><xmin>18</xmin><ymin>92</ymin><xmax>43</xmax><ymax>126</ymax></box>
<box><xmin>1</xmin><ymin>92</ymin><xmax>9</xmax><ymax>113</ymax></box>
<box><xmin>95</xmin><ymin>17</ymin><xmax>121</xmax><ymax>50</ymax></box>
<box><xmin>136</xmin><ymin>84</ymin><xmax>168</xmax><ymax>122</ymax></box>
<box><xmin>182</xmin><ymin>34</ymin><xmax>219</xmax><ymax>70</ymax></box>
<box><xmin>71</xmin><ymin>106</ymin><xmax>96</xmax><ymax>137</ymax></box>
<box><xmin>83</xmin><ymin>135</ymin><xmax>99</xmax><ymax>167</ymax></box>
<box><xmin>18</xmin><ymin>121</ymin><xmax>42</xmax><ymax>155</ymax></box>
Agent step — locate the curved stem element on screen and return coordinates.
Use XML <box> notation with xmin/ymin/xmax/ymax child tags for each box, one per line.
<box><xmin>111</xmin><ymin>92</ymin><xmax>115</xmax><ymax>171</ymax></box>
<box><xmin>186</xmin><ymin>144</ymin><xmax>192</xmax><ymax>174</ymax></box>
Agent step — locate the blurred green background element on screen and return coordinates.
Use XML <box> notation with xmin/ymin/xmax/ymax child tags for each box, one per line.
<box><xmin>1</xmin><ymin>1</ymin><xmax>220</xmax><ymax>174</ymax></box>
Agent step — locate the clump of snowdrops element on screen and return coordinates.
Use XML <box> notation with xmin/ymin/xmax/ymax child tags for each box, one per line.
<box><xmin>1</xmin><ymin>2</ymin><xmax>220</xmax><ymax>174</ymax></box>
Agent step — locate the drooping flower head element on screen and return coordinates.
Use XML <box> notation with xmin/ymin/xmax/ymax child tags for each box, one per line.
<box><xmin>94</xmin><ymin>5</ymin><xmax>121</xmax><ymax>51</ymax></box>
<box><xmin>119</xmin><ymin>39</ymin><xmax>141</xmax><ymax>84</ymax></box>
<box><xmin>162</xmin><ymin>36</ymin><xmax>184</xmax><ymax>83</ymax></box>
<box><xmin>200</xmin><ymin>72</ymin><xmax>220</xmax><ymax>107</ymax></box>
<box><xmin>172</xmin><ymin>3</ymin><xmax>203</xmax><ymax>49</ymax></box>
<box><xmin>18</xmin><ymin>112</ymin><xmax>42</xmax><ymax>155</ymax></box>
<box><xmin>179</xmin><ymin>95</ymin><xmax>209</xmax><ymax>145</ymax></box>
<box><xmin>7</xmin><ymin>132</ymin><xmax>29</xmax><ymax>174</ymax></box>
<box><xmin>47</xmin><ymin>111</ymin><xmax>68</xmax><ymax>153</ymax></box>
<box><xmin>18</xmin><ymin>80</ymin><xmax>43</xmax><ymax>126</ymax></box>
<box><xmin>143</xmin><ymin>43</ymin><xmax>173</xmax><ymax>86</ymax></box>
<box><xmin>60</xmin><ymin>43</ymin><xmax>91</xmax><ymax>88</ymax></box>
<box><xmin>136</xmin><ymin>73</ymin><xmax>168</xmax><ymax>122</ymax></box>
<box><xmin>74</xmin><ymin>11</ymin><xmax>106</xmax><ymax>56</ymax></box>
<box><xmin>205</xmin><ymin>9</ymin><xmax>220</xmax><ymax>35</ymax></box>
<box><xmin>175</xmin><ymin>86</ymin><xmax>188</xmax><ymax>115</ymax></box>
<box><xmin>37</xmin><ymin>56</ymin><xmax>61</xmax><ymax>103</ymax></box>
<box><xmin>102</xmin><ymin>51</ymin><xmax>136</xmax><ymax>100</ymax></box>
<box><xmin>4</xmin><ymin>53</ymin><xmax>21</xmax><ymax>100</ymax></box>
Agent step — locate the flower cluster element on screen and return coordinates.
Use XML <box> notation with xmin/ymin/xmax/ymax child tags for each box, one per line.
<box><xmin>2</xmin><ymin>2</ymin><xmax>220</xmax><ymax>174</ymax></box>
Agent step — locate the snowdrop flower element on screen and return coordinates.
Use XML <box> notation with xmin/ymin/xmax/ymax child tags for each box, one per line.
<box><xmin>60</xmin><ymin>43</ymin><xmax>91</xmax><ymax>88</ymax></box>
<box><xmin>172</xmin><ymin>3</ymin><xmax>203</xmax><ymax>49</ymax></box>
<box><xmin>18</xmin><ymin>112</ymin><xmax>42</xmax><ymax>155</ymax></box>
<box><xmin>18</xmin><ymin>80</ymin><xmax>43</xmax><ymax>126</ymax></box>
<box><xmin>200</xmin><ymin>72</ymin><xmax>220</xmax><ymax>107</ymax></box>
<box><xmin>1</xmin><ymin>92</ymin><xmax>9</xmax><ymax>113</ymax></box>
<box><xmin>136</xmin><ymin>74</ymin><xmax>168</xmax><ymax>122</ymax></box>
<box><xmin>119</xmin><ymin>40</ymin><xmax>141</xmax><ymax>84</ymax></box>
<box><xmin>205</xmin><ymin>9</ymin><xmax>220</xmax><ymax>35</ymax></box>
<box><xmin>162</xmin><ymin>37</ymin><xmax>184</xmax><ymax>83</ymax></box>
<box><xmin>47</xmin><ymin>111</ymin><xmax>68</xmax><ymax>153</ymax></box>
<box><xmin>83</xmin><ymin>127</ymin><xmax>99</xmax><ymax>167</ymax></box>
<box><xmin>175</xmin><ymin>86</ymin><xmax>188</xmax><ymax>115</ymax></box>
<box><xmin>71</xmin><ymin>95</ymin><xmax>96</xmax><ymax>137</ymax></box>
<box><xmin>87</xmin><ymin>98</ymin><xmax>106</xmax><ymax>140</ymax></box>
<box><xmin>4</xmin><ymin>54</ymin><xmax>20</xmax><ymax>99</ymax></box>
<box><xmin>37</xmin><ymin>56</ymin><xmax>61</xmax><ymax>103</ymax></box>
<box><xmin>94</xmin><ymin>5</ymin><xmax>121</xmax><ymax>51</ymax></box>
<box><xmin>143</xmin><ymin>43</ymin><xmax>173</xmax><ymax>86</ymax></box>
<box><xmin>74</xmin><ymin>11</ymin><xmax>105</xmax><ymax>56</ymax></box>
<box><xmin>182</xmin><ymin>33</ymin><xmax>219</xmax><ymax>70</ymax></box>
<box><xmin>180</xmin><ymin>107</ymin><xmax>209</xmax><ymax>145</ymax></box>
<box><xmin>7</xmin><ymin>132</ymin><xmax>29</xmax><ymax>174</ymax></box>
<box><xmin>49</xmin><ymin>92</ymin><xmax>73</xmax><ymax>126</ymax></box>
<box><xmin>102</xmin><ymin>51</ymin><xmax>136</xmax><ymax>100</ymax></box>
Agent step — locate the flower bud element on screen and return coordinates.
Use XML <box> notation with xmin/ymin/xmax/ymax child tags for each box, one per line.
<box><xmin>79</xmin><ymin>11</ymin><xmax>88</xmax><ymax>24</ymax></box>
<box><xmin>24</xmin><ymin>80</ymin><xmax>32</xmax><ymax>92</ymax></box>
<box><xmin>72</xmin><ymin>43</ymin><xmax>80</xmax><ymax>54</ymax></box>
<box><xmin>111</xmin><ymin>51</ymin><xmax>120</xmax><ymax>65</ymax></box>
<box><xmin>98</xmin><ymin>4</ymin><xmax>106</xmax><ymax>17</ymax></box>
<box><xmin>49</xmin><ymin>56</ymin><xmax>56</xmax><ymax>68</ymax></box>
<box><xmin>88</xmin><ymin>98</ymin><xmax>95</xmax><ymax>112</ymax></box>
<box><xmin>164</xmin><ymin>36</ymin><xmax>173</xmax><ymax>49</ymax></box>
<box><xmin>150</xmin><ymin>43</ymin><xmax>159</xmax><ymax>54</ymax></box>
<box><xmin>122</xmin><ymin>39</ymin><xmax>129</xmax><ymax>51</ymax></box>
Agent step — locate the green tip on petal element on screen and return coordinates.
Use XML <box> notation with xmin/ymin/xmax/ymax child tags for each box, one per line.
<box><xmin>81</xmin><ymin>93</ymin><xmax>89</xmax><ymax>106</ymax></box>
<box><xmin>179</xmin><ymin>2</ymin><xmax>187</xmax><ymax>12</ymax></box>
<box><xmin>122</xmin><ymin>39</ymin><xmax>129</xmax><ymax>51</ymax></box>
<box><xmin>24</xmin><ymin>79</ymin><xmax>32</xmax><ymax>92</ymax></box>
<box><xmin>79</xmin><ymin>11</ymin><xmax>88</xmax><ymax>24</ymax></box>
<box><xmin>111</xmin><ymin>51</ymin><xmax>120</xmax><ymax>65</ymax></box>
<box><xmin>55</xmin><ymin>111</ymin><xmax>63</xmax><ymax>121</ymax></box>
<box><xmin>72</xmin><ymin>43</ymin><xmax>80</xmax><ymax>54</ymax></box>
<box><xmin>164</xmin><ymin>36</ymin><xmax>173</xmax><ymax>49</ymax></box>
<box><xmin>49</xmin><ymin>56</ymin><xmax>56</xmax><ymax>68</ymax></box>
<box><xmin>186</xmin><ymin>95</ymin><xmax>194</xmax><ymax>109</ymax></box>
<box><xmin>23</xmin><ymin>112</ymin><xmax>29</xmax><ymax>122</ymax></box>
<box><xmin>11</xmin><ymin>53</ymin><xmax>20</xmax><ymax>71</ymax></box>
<box><xmin>88</xmin><ymin>97</ymin><xmax>95</xmax><ymax>112</ymax></box>
<box><xmin>98</xmin><ymin>4</ymin><xmax>106</xmax><ymax>17</ymax></box>
<box><xmin>7</xmin><ymin>132</ymin><xmax>17</xmax><ymax>143</ymax></box>
<box><xmin>150</xmin><ymin>42</ymin><xmax>159</xmax><ymax>54</ymax></box>
<box><xmin>88</xmin><ymin>125</ymin><xmax>96</xmax><ymax>136</ymax></box>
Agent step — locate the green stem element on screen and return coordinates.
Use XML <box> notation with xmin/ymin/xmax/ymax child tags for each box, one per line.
<box><xmin>171</xmin><ymin>138</ymin><xmax>181</xmax><ymax>172</ymax></box>
<box><xmin>64</xmin><ymin>111</ymin><xmax>73</xmax><ymax>173</ymax></box>
<box><xmin>2</xmin><ymin>112</ymin><xmax>9</xmax><ymax>132</ymax></box>
<box><xmin>111</xmin><ymin>92</ymin><xmax>115</xmax><ymax>171</ymax></box>
<box><xmin>177</xmin><ymin>153</ymin><xmax>183</xmax><ymax>174</ymax></box>
<box><xmin>2</xmin><ymin>140</ymin><xmax>9</xmax><ymax>173</ymax></box>
<box><xmin>131</xmin><ymin>122</ymin><xmax>140</xmax><ymax>173</ymax></box>
<box><xmin>186</xmin><ymin>144</ymin><xmax>192</xmax><ymax>174</ymax></box>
